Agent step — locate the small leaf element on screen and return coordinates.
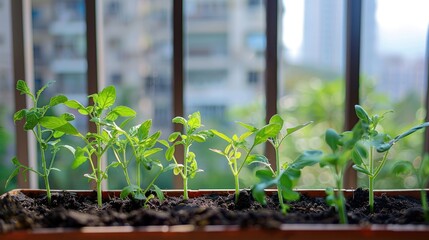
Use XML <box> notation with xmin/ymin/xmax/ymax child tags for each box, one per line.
<box><xmin>112</xmin><ymin>106</ymin><xmax>136</xmax><ymax>117</ymax></box>
<box><xmin>286</xmin><ymin>121</ymin><xmax>312</xmax><ymax>135</ymax></box>
<box><xmin>120</xmin><ymin>185</ymin><xmax>140</xmax><ymax>199</ymax></box>
<box><xmin>39</xmin><ymin>116</ymin><xmax>80</xmax><ymax>136</ymax></box>
<box><xmin>72</xmin><ymin>148</ymin><xmax>88</xmax><ymax>169</ymax></box>
<box><xmin>5</xmin><ymin>168</ymin><xmax>20</xmax><ymax>187</ymax></box>
<box><xmin>13</xmin><ymin>109</ymin><xmax>26</xmax><ymax>123</ymax></box>
<box><xmin>269</xmin><ymin>114</ymin><xmax>284</xmax><ymax>127</ymax></box>
<box><xmin>173</xmin><ymin>165</ymin><xmax>183</xmax><ymax>175</ymax></box>
<box><xmin>211</xmin><ymin>129</ymin><xmax>231</xmax><ymax>142</ymax></box>
<box><xmin>254</xmin><ymin>123</ymin><xmax>282</xmax><ymax>145</ymax></box>
<box><xmin>255</xmin><ymin>169</ymin><xmax>275</xmax><ymax>181</ymax></box>
<box><xmin>168</xmin><ymin>132</ymin><xmax>181</xmax><ymax>142</ymax></box>
<box><xmin>16</xmin><ymin>80</ymin><xmax>31</xmax><ymax>95</ymax></box>
<box><xmin>237</xmin><ymin>121</ymin><xmax>258</xmax><ymax>132</ymax></box>
<box><xmin>163</xmin><ymin>163</ymin><xmax>177</xmax><ymax>173</ymax></box>
<box><xmin>98</xmin><ymin>86</ymin><xmax>116</xmax><ymax>109</ymax></box>
<box><xmin>24</xmin><ymin>110</ymin><xmax>42</xmax><ymax>130</ymax></box>
<box><xmin>153</xmin><ymin>185</ymin><xmax>165</xmax><ymax>201</ymax></box>
<box><xmin>144</xmin><ymin>148</ymin><xmax>163</xmax><ymax>158</ymax></box>
<box><xmin>187</xmin><ymin>112</ymin><xmax>201</xmax><ymax>130</ymax></box>
<box><xmin>355</xmin><ymin>105</ymin><xmax>370</xmax><ymax>123</ymax></box>
<box><xmin>64</xmin><ymin>100</ymin><xmax>85</xmax><ymax>110</ymax></box>
<box><xmin>11</xmin><ymin>157</ymin><xmax>20</xmax><ymax>166</ymax></box>
<box><xmin>49</xmin><ymin>95</ymin><xmax>68</xmax><ymax>107</ymax></box>
<box><xmin>50</xmin><ymin>168</ymin><xmax>61</xmax><ymax>172</ymax></box>
<box><xmin>61</xmin><ymin>113</ymin><xmax>75</xmax><ymax>121</ymax></box>
<box><xmin>60</xmin><ymin>145</ymin><xmax>76</xmax><ymax>155</ymax></box>
<box><xmin>325</xmin><ymin>128</ymin><xmax>340</xmax><ymax>152</ymax></box>
<box><xmin>209</xmin><ymin>148</ymin><xmax>225</xmax><ymax>156</ymax></box>
<box><xmin>165</xmin><ymin>145</ymin><xmax>175</xmax><ymax>161</ymax></box>
<box><xmin>281</xmin><ymin>188</ymin><xmax>300</xmax><ymax>201</ymax></box>
<box><xmin>292</xmin><ymin>150</ymin><xmax>322</xmax><ymax>169</ymax></box>
<box><xmin>352</xmin><ymin>164</ymin><xmax>371</xmax><ymax>175</ymax></box>
<box><xmin>392</xmin><ymin>161</ymin><xmax>414</xmax><ymax>176</ymax></box>
<box><xmin>246</xmin><ymin>154</ymin><xmax>270</xmax><ymax>167</ymax></box>
<box><xmin>191</xmin><ymin>134</ymin><xmax>206</xmax><ymax>142</ymax></box>
<box><xmin>172</xmin><ymin>116</ymin><xmax>186</xmax><ymax>125</ymax></box>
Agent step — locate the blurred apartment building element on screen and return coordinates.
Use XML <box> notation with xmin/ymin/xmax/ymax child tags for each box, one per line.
<box><xmin>29</xmin><ymin>0</ymin><xmax>266</xmax><ymax>132</ymax></box>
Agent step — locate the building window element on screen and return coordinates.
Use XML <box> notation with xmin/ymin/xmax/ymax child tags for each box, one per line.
<box><xmin>247</xmin><ymin>71</ymin><xmax>261</xmax><ymax>85</ymax></box>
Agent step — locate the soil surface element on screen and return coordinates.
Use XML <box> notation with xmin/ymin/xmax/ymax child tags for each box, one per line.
<box><xmin>0</xmin><ymin>188</ymin><xmax>427</xmax><ymax>232</ymax></box>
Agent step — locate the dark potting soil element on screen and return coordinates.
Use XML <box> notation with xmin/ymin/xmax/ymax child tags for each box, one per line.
<box><xmin>0</xmin><ymin>188</ymin><xmax>427</xmax><ymax>232</ymax></box>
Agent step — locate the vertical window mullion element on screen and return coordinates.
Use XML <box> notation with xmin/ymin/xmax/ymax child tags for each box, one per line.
<box><xmin>265</xmin><ymin>0</ymin><xmax>278</xmax><ymax>167</ymax></box>
<box><xmin>424</xmin><ymin>25</ymin><xmax>429</xmax><ymax>154</ymax></box>
<box><xmin>344</xmin><ymin>0</ymin><xmax>362</xmax><ymax>188</ymax></box>
<box><xmin>173</xmin><ymin>0</ymin><xmax>184</xmax><ymax>188</ymax></box>
<box><xmin>85</xmin><ymin>0</ymin><xmax>104</xmax><ymax>189</ymax></box>
<box><xmin>11</xmin><ymin>0</ymin><xmax>37</xmax><ymax>189</ymax></box>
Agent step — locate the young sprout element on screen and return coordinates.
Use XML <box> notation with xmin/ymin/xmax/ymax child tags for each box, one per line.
<box><xmin>314</xmin><ymin>125</ymin><xmax>363</xmax><ymax>224</ymax></box>
<box><xmin>251</xmin><ymin>114</ymin><xmax>315</xmax><ymax>213</ymax></box>
<box><xmin>160</xmin><ymin>112</ymin><xmax>212</xmax><ymax>200</ymax></box>
<box><xmin>352</xmin><ymin>105</ymin><xmax>429</xmax><ymax>213</ymax></box>
<box><xmin>109</xmin><ymin>119</ymin><xmax>172</xmax><ymax>204</ymax></box>
<box><xmin>210</xmin><ymin>117</ymin><xmax>281</xmax><ymax>203</ymax></box>
<box><xmin>7</xmin><ymin>80</ymin><xmax>78</xmax><ymax>204</ymax></box>
<box><xmin>65</xmin><ymin>85</ymin><xmax>136</xmax><ymax>207</ymax></box>
<box><xmin>393</xmin><ymin>154</ymin><xmax>429</xmax><ymax>222</ymax></box>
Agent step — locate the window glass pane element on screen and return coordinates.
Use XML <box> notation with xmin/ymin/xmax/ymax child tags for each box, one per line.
<box><xmin>360</xmin><ymin>0</ymin><xmax>429</xmax><ymax>188</ymax></box>
<box><xmin>281</xmin><ymin>0</ymin><xmax>345</xmax><ymax>188</ymax></box>
<box><xmin>0</xmin><ymin>0</ymin><xmax>16</xmax><ymax>194</ymax></box>
<box><xmin>102</xmin><ymin>0</ymin><xmax>173</xmax><ymax>189</ymax></box>
<box><xmin>185</xmin><ymin>0</ymin><xmax>266</xmax><ymax>189</ymax></box>
<box><xmin>32</xmin><ymin>0</ymin><xmax>89</xmax><ymax>189</ymax></box>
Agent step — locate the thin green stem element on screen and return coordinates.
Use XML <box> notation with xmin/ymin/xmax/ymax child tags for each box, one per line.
<box><xmin>369</xmin><ymin>146</ymin><xmax>374</xmax><ymax>213</ymax></box>
<box><xmin>336</xmin><ymin>167</ymin><xmax>347</xmax><ymax>224</ymax></box>
<box><xmin>96</xmin><ymin>124</ymin><xmax>103</xmax><ymax>208</ymax></box>
<box><xmin>234</xmin><ymin>173</ymin><xmax>240</xmax><ymax>203</ymax></box>
<box><xmin>37</xmin><ymin>125</ymin><xmax>51</xmax><ymax>204</ymax></box>
<box><xmin>238</xmin><ymin>145</ymin><xmax>255</xmax><ymax>174</ymax></box>
<box><xmin>142</xmin><ymin>168</ymin><xmax>163</xmax><ymax>195</ymax></box>
<box><xmin>275</xmin><ymin>146</ymin><xmax>285</xmax><ymax>212</ymax></box>
<box><xmin>420</xmin><ymin>188</ymin><xmax>429</xmax><ymax>223</ymax></box>
<box><xmin>183</xmin><ymin>143</ymin><xmax>190</xmax><ymax>200</ymax></box>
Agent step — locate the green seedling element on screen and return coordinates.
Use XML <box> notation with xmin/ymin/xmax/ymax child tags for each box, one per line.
<box><xmin>7</xmin><ymin>80</ymin><xmax>78</xmax><ymax>204</ymax></box>
<box><xmin>210</xmin><ymin>117</ymin><xmax>282</xmax><ymax>203</ymax></box>
<box><xmin>393</xmin><ymin>154</ymin><xmax>429</xmax><ymax>222</ymax></box>
<box><xmin>65</xmin><ymin>85</ymin><xmax>136</xmax><ymax>207</ymax></box>
<box><xmin>252</xmin><ymin>150</ymin><xmax>321</xmax><ymax>213</ymax></box>
<box><xmin>160</xmin><ymin>112</ymin><xmax>212</xmax><ymax>200</ymax></box>
<box><xmin>109</xmin><ymin>119</ymin><xmax>172</xmax><ymax>204</ymax></box>
<box><xmin>352</xmin><ymin>105</ymin><xmax>429</xmax><ymax>213</ymax></box>
<box><xmin>314</xmin><ymin>125</ymin><xmax>363</xmax><ymax>224</ymax></box>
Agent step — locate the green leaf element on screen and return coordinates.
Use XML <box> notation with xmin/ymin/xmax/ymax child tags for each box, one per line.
<box><xmin>50</xmin><ymin>168</ymin><xmax>61</xmax><ymax>172</ymax></box>
<box><xmin>237</xmin><ymin>121</ymin><xmax>258</xmax><ymax>132</ymax></box>
<box><xmin>188</xmin><ymin>112</ymin><xmax>201</xmax><ymax>130</ymax></box>
<box><xmin>269</xmin><ymin>114</ymin><xmax>284</xmax><ymax>127</ymax></box>
<box><xmin>98</xmin><ymin>86</ymin><xmax>116</xmax><ymax>109</ymax></box>
<box><xmin>355</xmin><ymin>105</ymin><xmax>370</xmax><ymax>123</ymax></box>
<box><xmin>325</xmin><ymin>128</ymin><xmax>340</xmax><ymax>152</ymax></box>
<box><xmin>60</xmin><ymin>113</ymin><xmax>75</xmax><ymax>121</ymax></box>
<box><xmin>120</xmin><ymin>185</ymin><xmax>140</xmax><ymax>199</ymax></box>
<box><xmin>209</xmin><ymin>148</ymin><xmax>225</xmax><ymax>156</ymax></box>
<box><xmin>246</xmin><ymin>154</ymin><xmax>270</xmax><ymax>167</ymax></box>
<box><xmin>165</xmin><ymin>146</ymin><xmax>175</xmax><ymax>161</ymax></box>
<box><xmin>286</xmin><ymin>121</ymin><xmax>313</xmax><ymax>135</ymax></box>
<box><xmin>255</xmin><ymin>169</ymin><xmax>275</xmax><ymax>181</ymax></box>
<box><xmin>281</xmin><ymin>188</ymin><xmax>300</xmax><ymax>201</ymax></box>
<box><xmin>143</xmin><ymin>148</ymin><xmax>163</xmax><ymax>158</ymax></box>
<box><xmin>112</xmin><ymin>106</ymin><xmax>136</xmax><ymax>117</ymax></box>
<box><xmin>64</xmin><ymin>100</ymin><xmax>85</xmax><ymax>110</ymax></box>
<box><xmin>292</xmin><ymin>150</ymin><xmax>322</xmax><ymax>169</ymax></box>
<box><xmin>13</xmin><ymin>109</ymin><xmax>26</xmax><ymax>123</ymax></box>
<box><xmin>168</xmin><ymin>132</ymin><xmax>181</xmax><ymax>142</ymax></box>
<box><xmin>392</xmin><ymin>161</ymin><xmax>414</xmax><ymax>176</ymax></box>
<box><xmin>49</xmin><ymin>95</ymin><xmax>68</xmax><ymax>107</ymax></box>
<box><xmin>377</xmin><ymin>122</ymin><xmax>429</xmax><ymax>153</ymax></box>
<box><xmin>5</xmin><ymin>167</ymin><xmax>20</xmax><ymax>187</ymax></box>
<box><xmin>16</xmin><ymin>80</ymin><xmax>31</xmax><ymax>96</ymax></box>
<box><xmin>352</xmin><ymin>164</ymin><xmax>371</xmax><ymax>175</ymax></box>
<box><xmin>39</xmin><ymin>116</ymin><xmax>80</xmax><ymax>136</ymax></box>
<box><xmin>158</xmin><ymin>139</ymin><xmax>169</xmax><ymax>148</ymax></box>
<box><xmin>211</xmin><ymin>129</ymin><xmax>231</xmax><ymax>143</ymax></box>
<box><xmin>254</xmin><ymin>123</ymin><xmax>282</xmax><ymax>145</ymax></box>
<box><xmin>173</xmin><ymin>164</ymin><xmax>183</xmax><ymax>175</ymax></box>
<box><xmin>191</xmin><ymin>134</ymin><xmax>206</xmax><ymax>142</ymax></box>
<box><xmin>153</xmin><ymin>185</ymin><xmax>165</xmax><ymax>201</ymax></box>
<box><xmin>60</xmin><ymin>145</ymin><xmax>76</xmax><ymax>154</ymax></box>
<box><xmin>36</xmin><ymin>81</ymin><xmax>53</xmax><ymax>99</ymax></box>
<box><xmin>71</xmin><ymin>148</ymin><xmax>88</xmax><ymax>169</ymax></box>
<box><xmin>23</xmin><ymin>110</ymin><xmax>42</xmax><ymax>130</ymax></box>
<box><xmin>11</xmin><ymin>157</ymin><xmax>20</xmax><ymax>166</ymax></box>
<box><xmin>172</xmin><ymin>116</ymin><xmax>186</xmax><ymax>125</ymax></box>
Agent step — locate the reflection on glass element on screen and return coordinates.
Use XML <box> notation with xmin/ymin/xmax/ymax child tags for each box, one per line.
<box><xmin>185</xmin><ymin>0</ymin><xmax>266</xmax><ymax>189</ymax></box>
<box><xmin>360</xmin><ymin>0</ymin><xmax>429</xmax><ymax>189</ymax></box>
<box><xmin>0</xmin><ymin>0</ymin><xmax>16</xmax><ymax>194</ymax></box>
<box><xmin>32</xmin><ymin>0</ymin><xmax>88</xmax><ymax>189</ymax></box>
<box><xmin>281</xmin><ymin>0</ymin><xmax>345</xmax><ymax>188</ymax></box>
<box><xmin>102</xmin><ymin>0</ymin><xmax>173</xmax><ymax>189</ymax></box>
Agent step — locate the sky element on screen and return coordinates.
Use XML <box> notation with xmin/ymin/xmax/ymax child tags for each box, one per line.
<box><xmin>282</xmin><ymin>0</ymin><xmax>429</xmax><ymax>60</ymax></box>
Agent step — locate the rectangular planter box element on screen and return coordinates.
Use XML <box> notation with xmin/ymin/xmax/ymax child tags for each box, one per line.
<box><xmin>1</xmin><ymin>189</ymin><xmax>428</xmax><ymax>240</ymax></box>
